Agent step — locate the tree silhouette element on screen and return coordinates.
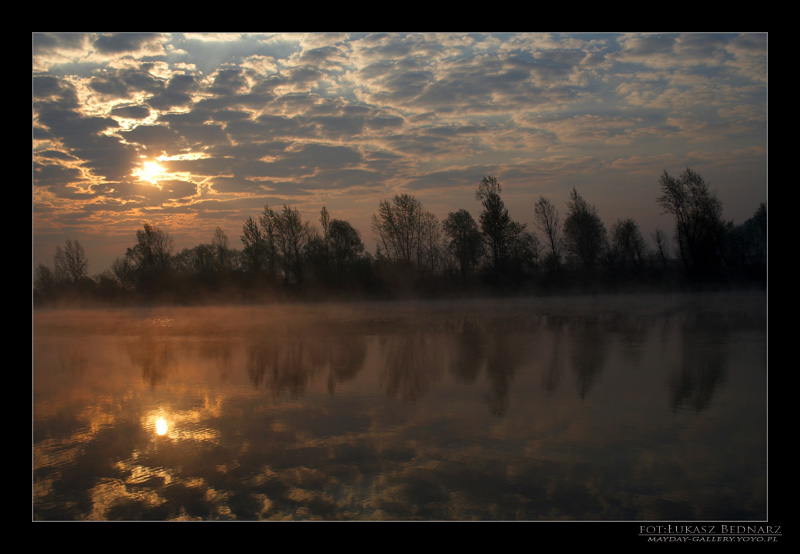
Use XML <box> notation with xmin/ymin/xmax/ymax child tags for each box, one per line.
<box><xmin>240</xmin><ymin>216</ymin><xmax>267</xmax><ymax>276</ymax></box>
<box><xmin>563</xmin><ymin>188</ymin><xmax>607</xmax><ymax>276</ymax></box>
<box><xmin>657</xmin><ymin>168</ymin><xmax>727</xmax><ymax>279</ymax></box>
<box><xmin>328</xmin><ymin>219</ymin><xmax>366</xmax><ymax>278</ymax></box>
<box><xmin>533</xmin><ymin>196</ymin><xmax>562</xmax><ymax>273</ymax></box>
<box><xmin>125</xmin><ymin>223</ymin><xmax>174</xmax><ymax>290</ymax></box>
<box><xmin>475</xmin><ymin>176</ymin><xmax>512</xmax><ymax>276</ymax></box>
<box><xmin>442</xmin><ymin>209</ymin><xmax>483</xmax><ymax>279</ymax></box>
<box><xmin>53</xmin><ymin>239</ymin><xmax>89</xmax><ymax>284</ymax></box>
<box><xmin>372</xmin><ymin>193</ymin><xmax>439</xmax><ymax>275</ymax></box>
<box><xmin>608</xmin><ymin>218</ymin><xmax>648</xmax><ymax>274</ymax></box>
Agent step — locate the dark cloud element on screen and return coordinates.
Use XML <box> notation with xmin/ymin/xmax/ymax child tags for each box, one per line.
<box><xmin>208</xmin><ymin>68</ymin><xmax>249</xmax><ymax>95</ymax></box>
<box><xmin>34</xmin><ymin>162</ymin><xmax>85</xmax><ymax>194</ymax></box>
<box><xmin>34</xmin><ymin>75</ymin><xmax>80</xmax><ymax>108</ymax></box>
<box><xmin>36</xmin><ymin>149</ymin><xmax>78</xmax><ymax>162</ymax></box>
<box><xmin>299</xmin><ymin>45</ymin><xmax>343</xmax><ymax>64</ymax></box>
<box><xmin>92</xmin><ymin>33</ymin><xmax>163</xmax><ymax>54</ymax></box>
<box><xmin>89</xmin><ymin>69</ymin><xmax>164</xmax><ymax>99</ymax></box>
<box><xmin>33</xmin><ymin>33</ymin><xmax>87</xmax><ymax>55</ymax></box>
<box><xmin>209</xmin><ymin>176</ymin><xmax>268</xmax><ymax>194</ymax></box>
<box><xmin>404</xmin><ymin>167</ymin><xmax>494</xmax><ymax>191</ymax></box>
<box><xmin>110</xmin><ymin>105</ymin><xmax>151</xmax><ymax>120</ymax></box>
<box><xmin>147</xmin><ymin>74</ymin><xmax>199</xmax><ymax>110</ymax></box>
<box><xmin>365</xmin><ymin>115</ymin><xmax>404</xmax><ymax>130</ymax></box>
<box><xmin>309</xmin><ymin>114</ymin><xmax>366</xmax><ymax>137</ymax></box>
<box><xmin>121</xmin><ymin>124</ymin><xmax>182</xmax><ymax>153</ymax></box>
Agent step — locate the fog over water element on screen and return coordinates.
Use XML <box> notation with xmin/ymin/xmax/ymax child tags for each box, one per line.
<box><xmin>33</xmin><ymin>292</ymin><xmax>767</xmax><ymax>521</ymax></box>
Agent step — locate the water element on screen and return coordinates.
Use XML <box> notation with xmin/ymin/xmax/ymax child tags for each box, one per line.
<box><xmin>32</xmin><ymin>292</ymin><xmax>767</xmax><ymax>521</ymax></box>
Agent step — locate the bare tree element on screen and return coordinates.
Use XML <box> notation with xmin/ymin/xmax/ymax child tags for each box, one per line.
<box><xmin>264</xmin><ymin>205</ymin><xmax>312</xmax><ymax>284</ymax></box>
<box><xmin>111</xmin><ymin>256</ymin><xmax>136</xmax><ymax>291</ymax></box>
<box><xmin>53</xmin><ymin>239</ymin><xmax>89</xmax><ymax>284</ymax></box>
<box><xmin>212</xmin><ymin>227</ymin><xmax>233</xmax><ymax>272</ymax></box>
<box><xmin>651</xmin><ymin>228</ymin><xmax>671</xmax><ymax>270</ymax></box>
<box><xmin>240</xmin><ymin>216</ymin><xmax>266</xmax><ymax>275</ymax></box>
<box><xmin>258</xmin><ymin>205</ymin><xmax>279</xmax><ymax>281</ymax></box>
<box><xmin>533</xmin><ymin>196</ymin><xmax>561</xmax><ymax>271</ymax></box>
<box><xmin>372</xmin><ymin>193</ymin><xmax>423</xmax><ymax>268</ymax></box>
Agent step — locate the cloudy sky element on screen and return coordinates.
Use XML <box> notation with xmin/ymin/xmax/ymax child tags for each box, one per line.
<box><xmin>33</xmin><ymin>32</ymin><xmax>767</xmax><ymax>275</ymax></box>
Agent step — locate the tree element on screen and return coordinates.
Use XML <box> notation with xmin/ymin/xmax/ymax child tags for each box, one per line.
<box><xmin>34</xmin><ymin>263</ymin><xmax>55</xmax><ymax>295</ymax></box>
<box><xmin>265</xmin><ymin>205</ymin><xmax>312</xmax><ymax>284</ymax></box>
<box><xmin>258</xmin><ymin>205</ymin><xmax>279</xmax><ymax>281</ymax></box>
<box><xmin>475</xmin><ymin>175</ymin><xmax>524</xmax><ymax>277</ymax></box>
<box><xmin>372</xmin><ymin>193</ymin><xmax>429</xmax><ymax>270</ymax></box>
<box><xmin>240</xmin><ymin>216</ymin><xmax>267</xmax><ymax>275</ymax></box>
<box><xmin>417</xmin><ymin>210</ymin><xmax>442</xmax><ymax>277</ymax></box>
<box><xmin>562</xmin><ymin>188</ymin><xmax>607</xmax><ymax>275</ymax></box>
<box><xmin>125</xmin><ymin>223</ymin><xmax>174</xmax><ymax>289</ymax></box>
<box><xmin>442</xmin><ymin>209</ymin><xmax>484</xmax><ymax>279</ymax></box>
<box><xmin>657</xmin><ymin>168</ymin><xmax>727</xmax><ymax>278</ymax></box>
<box><xmin>608</xmin><ymin>218</ymin><xmax>648</xmax><ymax>274</ymax></box>
<box><xmin>651</xmin><ymin>229</ymin><xmax>671</xmax><ymax>270</ymax></box>
<box><xmin>724</xmin><ymin>202</ymin><xmax>767</xmax><ymax>276</ymax></box>
<box><xmin>506</xmin><ymin>225</ymin><xmax>541</xmax><ymax>279</ymax></box>
<box><xmin>327</xmin><ymin>218</ymin><xmax>365</xmax><ymax>277</ymax></box>
<box><xmin>212</xmin><ymin>227</ymin><xmax>233</xmax><ymax>273</ymax></box>
<box><xmin>53</xmin><ymin>239</ymin><xmax>89</xmax><ymax>284</ymax></box>
<box><xmin>533</xmin><ymin>196</ymin><xmax>562</xmax><ymax>272</ymax></box>
<box><xmin>111</xmin><ymin>256</ymin><xmax>136</xmax><ymax>291</ymax></box>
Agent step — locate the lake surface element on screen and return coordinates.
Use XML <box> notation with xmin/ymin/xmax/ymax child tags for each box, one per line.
<box><xmin>32</xmin><ymin>292</ymin><xmax>767</xmax><ymax>521</ymax></box>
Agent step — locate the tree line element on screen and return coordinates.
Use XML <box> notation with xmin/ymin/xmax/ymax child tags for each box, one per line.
<box><xmin>34</xmin><ymin>168</ymin><xmax>766</xmax><ymax>306</ymax></box>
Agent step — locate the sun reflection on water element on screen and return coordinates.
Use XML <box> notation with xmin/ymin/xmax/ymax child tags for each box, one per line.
<box><xmin>155</xmin><ymin>417</ymin><xmax>168</xmax><ymax>436</ymax></box>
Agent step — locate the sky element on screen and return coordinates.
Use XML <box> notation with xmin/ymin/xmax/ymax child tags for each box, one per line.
<box><xmin>33</xmin><ymin>32</ymin><xmax>767</xmax><ymax>276</ymax></box>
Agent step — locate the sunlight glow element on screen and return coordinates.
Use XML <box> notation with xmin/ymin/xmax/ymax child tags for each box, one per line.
<box><xmin>155</xmin><ymin>417</ymin><xmax>168</xmax><ymax>436</ymax></box>
<box><xmin>134</xmin><ymin>160</ymin><xmax>167</xmax><ymax>184</ymax></box>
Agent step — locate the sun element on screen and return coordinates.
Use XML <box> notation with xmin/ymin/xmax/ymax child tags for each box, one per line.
<box><xmin>134</xmin><ymin>160</ymin><xmax>167</xmax><ymax>184</ymax></box>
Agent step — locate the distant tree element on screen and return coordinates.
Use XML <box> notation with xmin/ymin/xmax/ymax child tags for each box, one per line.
<box><xmin>417</xmin><ymin>210</ymin><xmax>442</xmax><ymax>277</ymax></box>
<box><xmin>475</xmin><ymin>175</ymin><xmax>531</xmax><ymax>278</ymax></box>
<box><xmin>442</xmin><ymin>209</ymin><xmax>484</xmax><ymax>279</ymax></box>
<box><xmin>258</xmin><ymin>205</ymin><xmax>279</xmax><ymax>281</ymax></box>
<box><xmin>125</xmin><ymin>223</ymin><xmax>174</xmax><ymax>289</ymax></box>
<box><xmin>34</xmin><ymin>263</ymin><xmax>55</xmax><ymax>294</ymax></box>
<box><xmin>562</xmin><ymin>188</ymin><xmax>607</xmax><ymax>275</ymax></box>
<box><xmin>506</xmin><ymin>225</ymin><xmax>541</xmax><ymax>279</ymax></box>
<box><xmin>175</xmin><ymin>244</ymin><xmax>215</xmax><ymax>278</ymax></box>
<box><xmin>327</xmin><ymin>218</ymin><xmax>366</xmax><ymax>277</ymax></box>
<box><xmin>240</xmin><ymin>216</ymin><xmax>267</xmax><ymax>275</ymax></box>
<box><xmin>372</xmin><ymin>193</ymin><xmax>431</xmax><ymax>271</ymax></box>
<box><xmin>724</xmin><ymin>202</ymin><xmax>767</xmax><ymax>276</ymax></box>
<box><xmin>212</xmin><ymin>227</ymin><xmax>233</xmax><ymax>273</ymax></box>
<box><xmin>657</xmin><ymin>168</ymin><xmax>728</xmax><ymax>278</ymax></box>
<box><xmin>320</xmin><ymin>206</ymin><xmax>331</xmax><ymax>240</ymax></box>
<box><xmin>651</xmin><ymin>228</ymin><xmax>672</xmax><ymax>270</ymax></box>
<box><xmin>111</xmin><ymin>256</ymin><xmax>136</xmax><ymax>291</ymax></box>
<box><xmin>266</xmin><ymin>205</ymin><xmax>312</xmax><ymax>284</ymax></box>
<box><xmin>608</xmin><ymin>218</ymin><xmax>648</xmax><ymax>273</ymax></box>
<box><xmin>533</xmin><ymin>196</ymin><xmax>562</xmax><ymax>272</ymax></box>
<box><xmin>53</xmin><ymin>239</ymin><xmax>89</xmax><ymax>284</ymax></box>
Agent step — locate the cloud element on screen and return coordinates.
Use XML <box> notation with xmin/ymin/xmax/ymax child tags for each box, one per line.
<box><xmin>92</xmin><ymin>33</ymin><xmax>165</xmax><ymax>54</ymax></box>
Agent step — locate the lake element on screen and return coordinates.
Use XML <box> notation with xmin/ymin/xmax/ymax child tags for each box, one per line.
<box><xmin>32</xmin><ymin>292</ymin><xmax>767</xmax><ymax>521</ymax></box>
